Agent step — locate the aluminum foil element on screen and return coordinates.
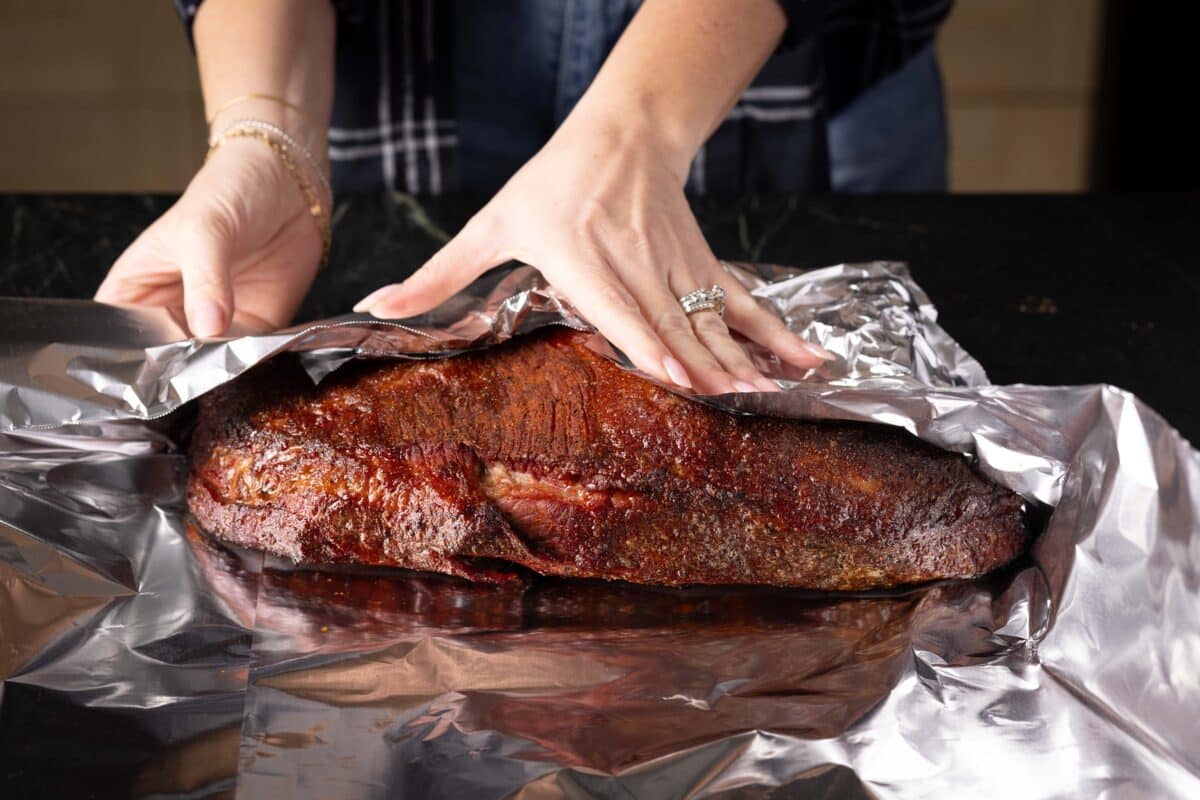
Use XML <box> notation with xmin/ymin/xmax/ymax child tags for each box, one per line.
<box><xmin>1</xmin><ymin>261</ymin><xmax>1197</xmax><ymax>798</ymax></box>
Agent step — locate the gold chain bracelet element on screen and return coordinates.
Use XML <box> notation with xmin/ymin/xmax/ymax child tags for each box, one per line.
<box><xmin>210</xmin><ymin>118</ymin><xmax>333</xmax><ymax>201</ymax></box>
<box><xmin>206</xmin><ymin>125</ymin><xmax>332</xmax><ymax>268</ymax></box>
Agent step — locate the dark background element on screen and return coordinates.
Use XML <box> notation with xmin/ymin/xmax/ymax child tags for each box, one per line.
<box><xmin>1093</xmin><ymin>1</ymin><xmax>1200</xmax><ymax>189</ymax></box>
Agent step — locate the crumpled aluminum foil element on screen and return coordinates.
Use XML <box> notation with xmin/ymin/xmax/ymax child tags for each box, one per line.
<box><xmin>1</xmin><ymin>261</ymin><xmax>1197</xmax><ymax>798</ymax></box>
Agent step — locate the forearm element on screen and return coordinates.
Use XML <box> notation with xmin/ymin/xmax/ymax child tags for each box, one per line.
<box><xmin>195</xmin><ymin>0</ymin><xmax>335</xmax><ymax>157</ymax></box>
<box><xmin>563</xmin><ymin>0</ymin><xmax>787</xmax><ymax>179</ymax></box>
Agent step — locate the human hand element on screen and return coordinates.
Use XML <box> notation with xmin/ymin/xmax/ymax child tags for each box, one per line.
<box><xmin>354</xmin><ymin>116</ymin><xmax>832</xmax><ymax>394</ymax></box>
<box><xmin>95</xmin><ymin>137</ymin><xmax>323</xmax><ymax>337</ymax></box>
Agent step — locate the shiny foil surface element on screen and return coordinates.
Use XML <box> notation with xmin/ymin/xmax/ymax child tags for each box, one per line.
<box><xmin>1</xmin><ymin>262</ymin><xmax>1197</xmax><ymax>798</ymax></box>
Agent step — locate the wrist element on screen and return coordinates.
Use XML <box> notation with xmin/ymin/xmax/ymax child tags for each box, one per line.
<box><xmin>556</xmin><ymin>95</ymin><xmax>698</xmax><ymax>186</ymax></box>
<box><xmin>208</xmin><ymin>119</ymin><xmax>332</xmax><ymax>211</ymax></box>
<box><xmin>208</xmin><ymin>98</ymin><xmax>329</xmax><ymax>177</ymax></box>
<box><xmin>200</xmin><ymin>136</ymin><xmax>297</xmax><ymax>198</ymax></box>
<box><xmin>198</xmin><ymin>134</ymin><xmax>330</xmax><ymax>264</ymax></box>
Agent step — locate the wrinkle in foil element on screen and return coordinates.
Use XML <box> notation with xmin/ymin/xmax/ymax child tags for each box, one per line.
<box><xmin>1</xmin><ymin>261</ymin><xmax>1198</xmax><ymax>798</ymax></box>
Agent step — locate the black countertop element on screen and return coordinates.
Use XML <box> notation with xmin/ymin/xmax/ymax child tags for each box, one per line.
<box><xmin>1</xmin><ymin>193</ymin><xmax>1196</xmax><ymax>444</ymax></box>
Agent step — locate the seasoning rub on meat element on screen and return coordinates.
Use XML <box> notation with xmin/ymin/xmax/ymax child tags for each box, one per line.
<box><xmin>187</xmin><ymin>329</ymin><xmax>1028</xmax><ymax>589</ymax></box>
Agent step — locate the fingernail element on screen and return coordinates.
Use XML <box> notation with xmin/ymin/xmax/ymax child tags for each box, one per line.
<box><xmin>662</xmin><ymin>356</ymin><xmax>693</xmax><ymax>389</ymax></box>
<box><xmin>190</xmin><ymin>300</ymin><xmax>225</xmax><ymax>338</ymax></box>
<box><xmin>352</xmin><ymin>286</ymin><xmax>393</xmax><ymax>313</ymax></box>
<box><xmin>733</xmin><ymin>380</ymin><xmax>758</xmax><ymax>393</ymax></box>
<box><xmin>803</xmin><ymin>341</ymin><xmax>837</xmax><ymax>361</ymax></box>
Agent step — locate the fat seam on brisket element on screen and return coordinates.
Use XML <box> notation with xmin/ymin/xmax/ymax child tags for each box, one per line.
<box><xmin>186</xmin><ymin>328</ymin><xmax>1028</xmax><ymax>589</ymax></box>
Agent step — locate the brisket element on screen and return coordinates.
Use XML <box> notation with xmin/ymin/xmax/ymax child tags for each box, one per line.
<box><xmin>187</xmin><ymin>328</ymin><xmax>1028</xmax><ymax>589</ymax></box>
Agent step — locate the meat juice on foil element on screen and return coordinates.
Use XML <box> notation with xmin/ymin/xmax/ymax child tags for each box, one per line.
<box><xmin>1</xmin><ymin>262</ymin><xmax>1197</xmax><ymax>799</ymax></box>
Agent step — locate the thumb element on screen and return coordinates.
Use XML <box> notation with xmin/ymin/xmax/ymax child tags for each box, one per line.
<box><xmin>179</xmin><ymin>214</ymin><xmax>237</xmax><ymax>338</ymax></box>
<box><xmin>355</xmin><ymin>216</ymin><xmax>500</xmax><ymax>317</ymax></box>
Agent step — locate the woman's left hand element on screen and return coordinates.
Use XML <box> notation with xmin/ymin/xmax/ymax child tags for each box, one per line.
<box><xmin>354</xmin><ymin>114</ymin><xmax>832</xmax><ymax>394</ymax></box>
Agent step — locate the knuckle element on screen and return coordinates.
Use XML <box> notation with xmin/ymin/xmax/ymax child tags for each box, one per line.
<box><xmin>691</xmin><ymin>312</ymin><xmax>729</xmax><ymax>336</ymax></box>
<box><xmin>185</xmin><ymin>261</ymin><xmax>226</xmax><ymax>289</ymax></box>
<box><xmin>722</xmin><ymin>348</ymin><xmax>755</xmax><ymax>371</ymax></box>
<box><xmin>653</xmin><ymin>312</ymin><xmax>693</xmax><ymax>338</ymax></box>
<box><xmin>691</xmin><ymin>353</ymin><xmax>725</xmax><ymax>375</ymax></box>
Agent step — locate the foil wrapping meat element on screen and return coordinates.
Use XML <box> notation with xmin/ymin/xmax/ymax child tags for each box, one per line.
<box><xmin>1</xmin><ymin>261</ymin><xmax>1197</xmax><ymax>798</ymax></box>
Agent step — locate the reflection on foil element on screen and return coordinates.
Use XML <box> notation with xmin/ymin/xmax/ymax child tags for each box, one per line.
<box><xmin>1</xmin><ymin>262</ymin><xmax>1198</xmax><ymax>798</ymax></box>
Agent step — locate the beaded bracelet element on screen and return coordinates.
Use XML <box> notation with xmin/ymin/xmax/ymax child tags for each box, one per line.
<box><xmin>210</xmin><ymin>118</ymin><xmax>333</xmax><ymax>201</ymax></box>
<box><xmin>206</xmin><ymin>123</ymin><xmax>332</xmax><ymax>267</ymax></box>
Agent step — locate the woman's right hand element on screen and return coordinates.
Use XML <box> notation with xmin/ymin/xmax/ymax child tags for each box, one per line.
<box><xmin>94</xmin><ymin>137</ymin><xmax>324</xmax><ymax>337</ymax></box>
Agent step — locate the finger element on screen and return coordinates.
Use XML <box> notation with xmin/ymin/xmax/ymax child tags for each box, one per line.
<box><xmin>722</xmin><ymin>281</ymin><xmax>835</xmax><ymax>369</ymax></box>
<box><xmin>549</xmin><ymin>257</ymin><xmax>683</xmax><ymax>387</ymax></box>
<box><xmin>684</xmin><ymin>301</ymin><xmax>779</xmax><ymax>393</ymax></box>
<box><xmin>640</xmin><ymin>270</ymin><xmax>742</xmax><ymax>395</ymax></box>
<box><xmin>603</xmin><ymin>221</ymin><xmax>741</xmax><ymax>394</ymax></box>
<box><xmin>355</xmin><ymin>215</ymin><xmax>500</xmax><ymax>317</ymax></box>
<box><xmin>178</xmin><ymin>213</ymin><xmax>237</xmax><ymax>338</ymax></box>
<box><xmin>665</xmin><ymin>226</ymin><xmax>774</xmax><ymax>392</ymax></box>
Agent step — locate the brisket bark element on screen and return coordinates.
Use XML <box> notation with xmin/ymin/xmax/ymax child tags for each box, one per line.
<box><xmin>187</xmin><ymin>329</ymin><xmax>1028</xmax><ymax>589</ymax></box>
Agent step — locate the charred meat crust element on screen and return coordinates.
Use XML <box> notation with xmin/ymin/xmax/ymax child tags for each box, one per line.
<box><xmin>187</xmin><ymin>328</ymin><xmax>1028</xmax><ymax>589</ymax></box>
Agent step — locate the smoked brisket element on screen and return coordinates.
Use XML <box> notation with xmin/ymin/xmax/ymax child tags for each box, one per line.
<box><xmin>187</xmin><ymin>329</ymin><xmax>1028</xmax><ymax>589</ymax></box>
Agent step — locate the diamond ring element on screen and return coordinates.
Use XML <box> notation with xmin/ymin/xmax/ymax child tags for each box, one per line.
<box><xmin>678</xmin><ymin>285</ymin><xmax>726</xmax><ymax>318</ymax></box>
